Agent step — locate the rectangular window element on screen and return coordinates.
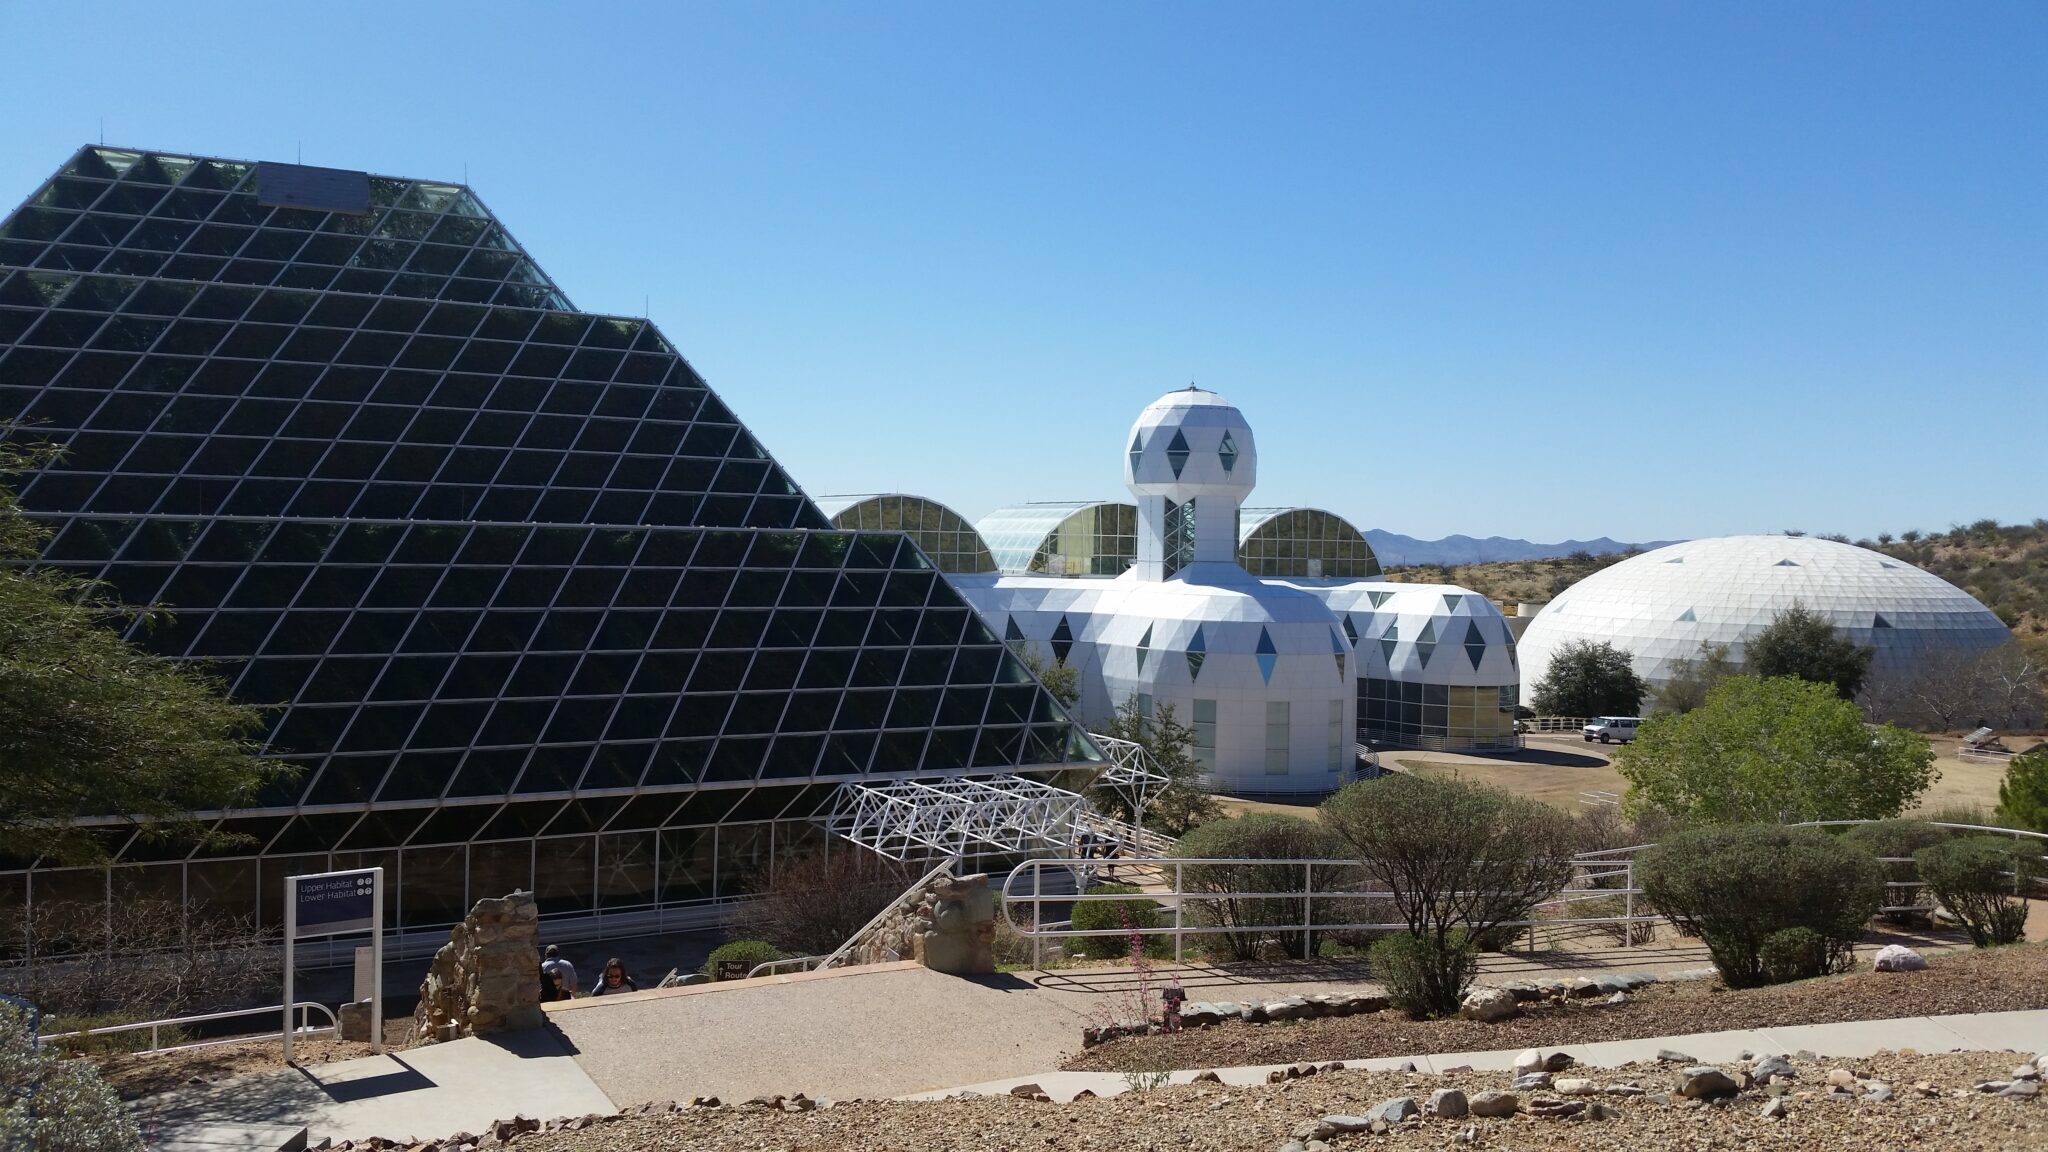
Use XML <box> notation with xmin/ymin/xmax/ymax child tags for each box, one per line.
<box><xmin>1192</xmin><ymin>698</ymin><xmax>1217</xmax><ymax>774</ymax></box>
<box><xmin>1264</xmin><ymin>700</ymin><xmax>1290</xmax><ymax>775</ymax></box>
<box><xmin>1328</xmin><ymin>699</ymin><xmax>1343</xmax><ymax>771</ymax></box>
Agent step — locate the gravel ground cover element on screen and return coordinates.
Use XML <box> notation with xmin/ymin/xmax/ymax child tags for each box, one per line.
<box><xmin>476</xmin><ymin>1049</ymin><xmax>2046</xmax><ymax>1152</ymax></box>
<box><xmin>1065</xmin><ymin>944</ymin><xmax>2048</xmax><ymax>1073</ymax></box>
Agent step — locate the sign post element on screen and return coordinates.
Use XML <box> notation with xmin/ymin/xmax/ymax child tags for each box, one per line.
<box><xmin>283</xmin><ymin>867</ymin><xmax>383</xmax><ymax>1062</ymax></box>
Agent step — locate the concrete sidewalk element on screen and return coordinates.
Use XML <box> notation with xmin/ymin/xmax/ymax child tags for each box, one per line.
<box><xmin>904</xmin><ymin>1009</ymin><xmax>2048</xmax><ymax>1102</ymax></box>
<box><xmin>137</xmin><ymin>1028</ymin><xmax>616</xmax><ymax>1149</ymax></box>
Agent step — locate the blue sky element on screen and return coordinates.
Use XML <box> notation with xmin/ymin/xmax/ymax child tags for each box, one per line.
<box><xmin>3</xmin><ymin>3</ymin><xmax>2042</xmax><ymax>543</ymax></box>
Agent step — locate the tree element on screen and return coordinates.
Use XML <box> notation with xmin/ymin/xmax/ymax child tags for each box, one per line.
<box><xmin>733</xmin><ymin>849</ymin><xmax>917</xmax><ymax>956</ymax></box>
<box><xmin>1639</xmin><ymin>824</ymin><xmax>1882</xmax><ymax>987</ymax></box>
<box><xmin>0</xmin><ymin>439</ymin><xmax>284</xmax><ymax>864</ymax></box>
<box><xmin>1650</xmin><ymin>642</ymin><xmax>1738</xmax><ymax>715</ymax></box>
<box><xmin>1869</xmin><ymin>644</ymin><xmax>2046</xmax><ymax>732</ymax></box>
<box><xmin>1173</xmin><ymin>813</ymin><xmax>1348</xmax><ymax>961</ymax></box>
<box><xmin>1096</xmin><ymin>696</ymin><xmax>1218</xmax><ymax>836</ymax></box>
<box><xmin>1998</xmin><ymin>747</ymin><xmax>2048</xmax><ymax>834</ymax></box>
<box><xmin>1</xmin><ymin>1002</ymin><xmax>145</xmax><ymax>1152</ymax></box>
<box><xmin>1319</xmin><ymin>775</ymin><xmax>1577</xmax><ymax>1015</ymax></box>
<box><xmin>1014</xmin><ymin>644</ymin><xmax>1080</xmax><ymax>710</ymax></box>
<box><xmin>1529</xmin><ymin>639</ymin><xmax>1644</xmax><ymax>717</ymax></box>
<box><xmin>1614</xmin><ymin>676</ymin><xmax>1936</xmax><ymax>825</ymax></box>
<box><xmin>1745</xmin><ymin>604</ymin><xmax>1873</xmax><ymax>700</ymax></box>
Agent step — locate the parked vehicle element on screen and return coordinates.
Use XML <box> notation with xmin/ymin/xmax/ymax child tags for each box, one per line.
<box><xmin>1583</xmin><ymin>716</ymin><xmax>1642</xmax><ymax>744</ymax></box>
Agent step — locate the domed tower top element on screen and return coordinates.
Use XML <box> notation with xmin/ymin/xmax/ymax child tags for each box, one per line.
<box><xmin>1124</xmin><ymin>386</ymin><xmax>1257</xmax><ymax>500</ymax></box>
<box><xmin>1125</xmin><ymin>387</ymin><xmax>1258</xmax><ymax>580</ymax></box>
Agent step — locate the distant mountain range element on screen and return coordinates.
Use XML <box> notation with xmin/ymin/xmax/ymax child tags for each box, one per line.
<box><xmin>1365</xmin><ymin>531</ymin><xmax>1682</xmax><ymax>568</ymax></box>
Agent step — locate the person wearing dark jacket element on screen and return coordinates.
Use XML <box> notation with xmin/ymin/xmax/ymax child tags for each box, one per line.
<box><xmin>589</xmin><ymin>956</ymin><xmax>639</xmax><ymax>996</ymax></box>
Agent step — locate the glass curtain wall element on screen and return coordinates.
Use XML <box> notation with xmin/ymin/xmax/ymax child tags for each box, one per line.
<box><xmin>1357</xmin><ymin>677</ymin><xmax>1518</xmax><ymax>750</ymax></box>
<box><xmin>1239</xmin><ymin>508</ymin><xmax>1382</xmax><ymax>579</ymax></box>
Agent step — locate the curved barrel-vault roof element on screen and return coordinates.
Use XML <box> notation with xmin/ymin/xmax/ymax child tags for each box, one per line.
<box><xmin>977</xmin><ymin>501</ymin><xmax>1138</xmax><ymax>576</ymax></box>
<box><xmin>1237</xmin><ymin>506</ymin><xmax>1381</xmax><ymax>579</ymax></box>
<box><xmin>815</xmin><ymin>493</ymin><xmax>998</xmax><ymax>574</ymax></box>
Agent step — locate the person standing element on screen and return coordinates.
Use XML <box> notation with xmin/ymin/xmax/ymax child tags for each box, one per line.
<box><xmin>541</xmin><ymin>944</ymin><xmax>578</xmax><ymax>998</ymax></box>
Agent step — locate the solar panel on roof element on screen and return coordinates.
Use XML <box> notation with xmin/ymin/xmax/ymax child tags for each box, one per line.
<box><xmin>254</xmin><ymin>161</ymin><xmax>372</xmax><ymax>213</ymax></box>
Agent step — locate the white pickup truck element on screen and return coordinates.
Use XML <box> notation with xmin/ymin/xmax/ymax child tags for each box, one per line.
<box><xmin>1582</xmin><ymin>716</ymin><xmax>1642</xmax><ymax>744</ymax></box>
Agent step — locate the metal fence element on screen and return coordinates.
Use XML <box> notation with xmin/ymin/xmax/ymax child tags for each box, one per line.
<box><xmin>1000</xmin><ymin>849</ymin><xmax>1657</xmax><ymax>969</ymax></box>
<box><xmin>38</xmin><ymin>1001</ymin><xmax>338</xmax><ymax>1056</ymax></box>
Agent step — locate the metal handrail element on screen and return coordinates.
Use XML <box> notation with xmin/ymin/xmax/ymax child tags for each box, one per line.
<box><xmin>1000</xmin><ymin>854</ymin><xmax>1657</xmax><ymax>966</ymax></box>
<box><xmin>746</xmin><ymin>954</ymin><xmax>828</xmax><ymax>979</ymax></box>
<box><xmin>38</xmin><ymin>1001</ymin><xmax>339</xmax><ymax>1056</ymax></box>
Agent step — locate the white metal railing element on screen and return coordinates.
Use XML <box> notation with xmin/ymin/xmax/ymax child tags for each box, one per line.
<box><xmin>38</xmin><ymin>1001</ymin><xmax>339</xmax><ymax>1056</ymax></box>
<box><xmin>1524</xmin><ymin>716</ymin><xmax>1590</xmax><ymax>734</ymax></box>
<box><xmin>746</xmin><ymin>954</ymin><xmax>828</xmax><ymax>979</ymax></box>
<box><xmin>810</xmin><ymin>855</ymin><xmax>962</xmax><ymax>972</ymax></box>
<box><xmin>1000</xmin><ymin>851</ymin><xmax>1657</xmax><ymax>969</ymax></box>
<box><xmin>1792</xmin><ymin>820</ymin><xmax>2048</xmax><ymax>905</ymax></box>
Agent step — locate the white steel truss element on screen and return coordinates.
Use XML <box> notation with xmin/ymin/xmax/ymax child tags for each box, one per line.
<box><xmin>826</xmin><ymin>774</ymin><xmax>1089</xmax><ymax>860</ymax></box>
<box><xmin>824</xmin><ymin>734</ymin><xmax>1170</xmax><ymax>860</ymax></box>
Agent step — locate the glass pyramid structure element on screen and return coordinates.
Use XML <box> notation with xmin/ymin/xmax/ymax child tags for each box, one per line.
<box><xmin>0</xmin><ymin>147</ymin><xmax>1089</xmax><ymax>936</ymax></box>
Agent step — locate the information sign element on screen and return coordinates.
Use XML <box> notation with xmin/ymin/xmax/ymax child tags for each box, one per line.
<box><xmin>292</xmin><ymin>869</ymin><xmax>378</xmax><ymax>938</ymax></box>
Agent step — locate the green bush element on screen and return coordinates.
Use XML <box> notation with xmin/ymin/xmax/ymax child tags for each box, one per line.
<box><xmin>1068</xmin><ymin>884</ymin><xmax>1165</xmax><ymax>960</ymax></box>
<box><xmin>1841</xmin><ymin>820</ymin><xmax>1953</xmax><ymax>919</ymax></box>
<box><xmin>2</xmin><ymin>1003</ymin><xmax>145</xmax><ymax>1151</ymax></box>
<box><xmin>1916</xmin><ymin>836</ymin><xmax>2037</xmax><ymax>947</ymax></box>
<box><xmin>1174</xmin><ymin>813</ymin><xmax>1349</xmax><ymax>961</ymax></box>
<box><xmin>1999</xmin><ymin>748</ymin><xmax>2048</xmax><ymax>834</ymax></box>
<box><xmin>1368</xmin><ymin>931</ymin><xmax>1477</xmax><ymax>1018</ymax></box>
<box><xmin>1640</xmin><ymin>824</ymin><xmax>1882</xmax><ymax>988</ymax></box>
<box><xmin>703</xmin><ymin>939</ymin><xmax>785</xmax><ymax>980</ymax></box>
<box><xmin>1759</xmin><ymin>926</ymin><xmax>1831</xmax><ymax>983</ymax></box>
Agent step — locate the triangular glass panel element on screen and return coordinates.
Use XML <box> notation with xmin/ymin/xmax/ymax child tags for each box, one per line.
<box><xmin>1004</xmin><ymin>616</ymin><xmax>1025</xmax><ymax>643</ymax></box>
<box><xmin>1051</xmin><ymin>615</ymin><xmax>1075</xmax><ymax>665</ymax></box>
<box><xmin>1879</xmin><ymin>561</ymin><xmax>1900</xmax><ymax>569</ymax></box>
<box><xmin>1443</xmin><ymin>594</ymin><xmax>1463</xmax><ymax>612</ymax></box>
<box><xmin>1367</xmin><ymin>589</ymin><xmax>1393</xmax><ymax>608</ymax></box>
<box><xmin>1335</xmin><ymin>652</ymin><xmax>1346</xmax><ymax>679</ymax></box>
<box><xmin>1136</xmin><ymin>623</ymin><xmax>1153</xmax><ymax>674</ymax></box>
<box><xmin>1415</xmin><ymin>640</ymin><xmax>1435</xmax><ymax>669</ymax></box>
<box><xmin>1380</xmin><ymin>637</ymin><xmax>1399</xmax><ymax>665</ymax></box>
<box><xmin>1665</xmin><ymin>557</ymin><xmax>1685</xmax><ymax>563</ymax></box>
<box><xmin>1218</xmin><ymin>430</ymin><xmax>1238</xmax><ymax>473</ymax></box>
<box><xmin>1166</xmin><ymin>429</ymin><xmax>1191</xmax><ymax>478</ymax></box>
<box><xmin>1463</xmin><ymin>620</ymin><xmax>1487</xmax><ymax>670</ymax></box>
<box><xmin>1256</xmin><ymin>626</ymin><xmax>1276</xmax><ymax>684</ymax></box>
<box><xmin>1418</xmin><ymin>620</ymin><xmax>1438</xmax><ymax>645</ymax></box>
<box><xmin>1775</xmin><ymin>559</ymin><xmax>1799</xmax><ymax>567</ymax></box>
<box><xmin>1187</xmin><ymin>624</ymin><xmax>1207</xmax><ymax>681</ymax></box>
<box><xmin>1330</xmin><ymin>627</ymin><xmax>1346</xmax><ymax>654</ymax></box>
<box><xmin>1129</xmin><ymin>433</ymin><xmax>1144</xmax><ymax>473</ymax></box>
<box><xmin>1873</xmin><ymin>613</ymin><xmax>1892</xmax><ymax>629</ymax></box>
<box><xmin>1342</xmin><ymin>614</ymin><xmax>1359</xmax><ymax>645</ymax></box>
<box><xmin>1677</xmin><ymin>608</ymin><xmax>1695</xmax><ymax>622</ymax></box>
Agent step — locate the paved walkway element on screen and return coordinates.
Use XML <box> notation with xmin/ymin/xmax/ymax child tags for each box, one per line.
<box><xmin>138</xmin><ymin>1029</ymin><xmax>617</xmax><ymax>1149</ymax></box>
<box><xmin>904</xmin><ymin>1009</ymin><xmax>2048</xmax><ymax>1102</ymax></box>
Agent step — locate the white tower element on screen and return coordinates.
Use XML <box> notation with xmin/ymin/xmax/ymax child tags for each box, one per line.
<box><xmin>1124</xmin><ymin>388</ymin><xmax>1256</xmax><ymax>581</ymax></box>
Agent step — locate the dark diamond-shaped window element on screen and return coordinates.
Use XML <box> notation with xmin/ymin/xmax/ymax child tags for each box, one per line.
<box><xmin>1186</xmin><ymin>624</ymin><xmax>1206</xmax><ymax>681</ymax></box>
<box><xmin>1051</xmin><ymin>615</ymin><xmax>1075</xmax><ymax>666</ymax></box>
<box><xmin>1135</xmin><ymin>623</ymin><xmax>1153</xmax><ymax>674</ymax></box>
<box><xmin>1166</xmin><ymin>429</ymin><xmax>1190</xmax><ymax>478</ymax></box>
<box><xmin>1218</xmin><ymin>430</ymin><xmax>1238</xmax><ymax>473</ymax></box>
<box><xmin>1463</xmin><ymin>620</ymin><xmax>1487</xmax><ymax>670</ymax></box>
<box><xmin>1128</xmin><ymin>432</ymin><xmax>1144</xmax><ymax>473</ymax></box>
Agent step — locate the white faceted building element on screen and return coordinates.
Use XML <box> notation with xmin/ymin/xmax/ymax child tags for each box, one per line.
<box><xmin>941</xmin><ymin>388</ymin><xmax>1517</xmax><ymax>796</ymax></box>
<box><xmin>1516</xmin><ymin>535</ymin><xmax>2015</xmax><ymax>698</ymax></box>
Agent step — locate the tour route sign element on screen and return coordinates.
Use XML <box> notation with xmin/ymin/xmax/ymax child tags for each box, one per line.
<box><xmin>283</xmin><ymin>867</ymin><xmax>385</xmax><ymax>1061</ymax></box>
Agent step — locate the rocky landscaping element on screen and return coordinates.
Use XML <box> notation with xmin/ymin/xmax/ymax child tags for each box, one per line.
<box><xmin>1066</xmin><ymin>943</ymin><xmax>2048</xmax><ymax>1072</ymax></box>
<box><xmin>310</xmin><ymin>1048</ymin><xmax>2047</xmax><ymax>1151</ymax></box>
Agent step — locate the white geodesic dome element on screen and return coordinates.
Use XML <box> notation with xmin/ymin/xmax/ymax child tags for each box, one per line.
<box><xmin>1517</xmin><ymin>535</ymin><xmax>2014</xmax><ymax>696</ymax></box>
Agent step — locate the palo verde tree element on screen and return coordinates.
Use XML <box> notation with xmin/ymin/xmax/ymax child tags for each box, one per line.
<box><xmin>1529</xmin><ymin>639</ymin><xmax>1645</xmax><ymax>718</ymax></box>
<box><xmin>1744</xmin><ymin>604</ymin><xmax>1874</xmax><ymax>701</ymax></box>
<box><xmin>1615</xmin><ymin>675</ymin><xmax>1936</xmax><ymax>826</ymax></box>
<box><xmin>0</xmin><ymin>437</ymin><xmax>283</xmax><ymax>865</ymax></box>
<box><xmin>1998</xmin><ymin>746</ymin><xmax>2048</xmax><ymax>834</ymax></box>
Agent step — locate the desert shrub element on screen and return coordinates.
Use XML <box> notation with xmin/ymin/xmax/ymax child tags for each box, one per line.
<box><xmin>1174</xmin><ymin>813</ymin><xmax>1349</xmax><ymax>961</ymax></box>
<box><xmin>1759</xmin><ymin>926</ymin><xmax>1832</xmax><ymax>983</ymax></box>
<box><xmin>1840</xmin><ymin>820</ymin><xmax>1953</xmax><ymax>920</ymax></box>
<box><xmin>1368</xmin><ymin>931</ymin><xmax>1478</xmax><ymax>1018</ymax></box>
<box><xmin>1</xmin><ymin>1002</ymin><xmax>144</xmax><ymax>1152</ymax></box>
<box><xmin>731</xmin><ymin>849</ymin><xmax>916</xmax><ymax>956</ymax></box>
<box><xmin>1916</xmin><ymin>836</ymin><xmax>2038</xmax><ymax>947</ymax></box>
<box><xmin>1</xmin><ymin>899</ymin><xmax>277</xmax><ymax>1023</ymax></box>
<box><xmin>702</xmin><ymin>939</ymin><xmax>784</xmax><ymax>980</ymax></box>
<box><xmin>1321</xmin><ymin>775</ymin><xmax>1577</xmax><ymax>1016</ymax></box>
<box><xmin>2000</xmin><ymin>747</ymin><xmax>2048</xmax><ymax>834</ymax></box>
<box><xmin>1639</xmin><ymin>824</ymin><xmax>1882</xmax><ymax>988</ymax></box>
<box><xmin>1069</xmin><ymin>884</ymin><xmax>1165</xmax><ymax>959</ymax></box>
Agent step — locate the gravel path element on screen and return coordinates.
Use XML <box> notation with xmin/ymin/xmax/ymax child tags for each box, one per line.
<box><xmin>492</xmin><ymin>1049</ymin><xmax>2048</xmax><ymax>1152</ymax></box>
<box><xmin>1064</xmin><ymin>943</ymin><xmax>2048</xmax><ymax>1073</ymax></box>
